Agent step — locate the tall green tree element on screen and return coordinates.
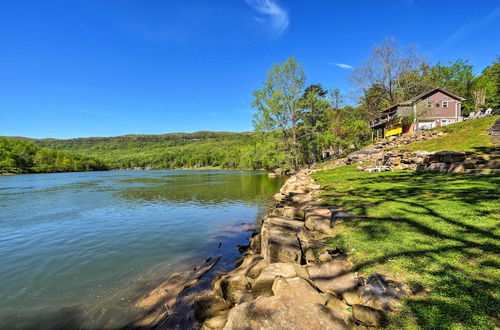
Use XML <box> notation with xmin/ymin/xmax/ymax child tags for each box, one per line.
<box><xmin>297</xmin><ymin>84</ymin><xmax>331</xmax><ymax>164</ymax></box>
<box><xmin>252</xmin><ymin>57</ymin><xmax>306</xmax><ymax>170</ymax></box>
<box><xmin>427</xmin><ymin>59</ymin><xmax>476</xmax><ymax>112</ymax></box>
<box><xmin>474</xmin><ymin>56</ymin><xmax>500</xmax><ymax>113</ymax></box>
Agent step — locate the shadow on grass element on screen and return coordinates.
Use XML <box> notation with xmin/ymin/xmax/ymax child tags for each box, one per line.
<box><xmin>316</xmin><ymin>170</ymin><xmax>499</xmax><ymax>329</ymax></box>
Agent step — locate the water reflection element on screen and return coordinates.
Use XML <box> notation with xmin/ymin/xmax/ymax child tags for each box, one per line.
<box><xmin>115</xmin><ymin>170</ymin><xmax>283</xmax><ymax>205</ymax></box>
<box><xmin>0</xmin><ymin>170</ymin><xmax>284</xmax><ymax>330</ymax></box>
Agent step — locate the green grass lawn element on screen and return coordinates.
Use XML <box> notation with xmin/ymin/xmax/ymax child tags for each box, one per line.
<box><xmin>312</xmin><ymin>166</ymin><xmax>499</xmax><ymax>329</ymax></box>
<box><xmin>400</xmin><ymin>116</ymin><xmax>498</xmax><ymax>154</ymax></box>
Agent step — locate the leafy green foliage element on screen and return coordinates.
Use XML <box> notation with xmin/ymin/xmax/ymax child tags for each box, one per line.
<box><xmin>24</xmin><ymin>131</ymin><xmax>286</xmax><ymax>170</ymax></box>
<box><xmin>475</xmin><ymin>56</ymin><xmax>500</xmax><ymax>112</ymax></box>
<box><xmin>252</xmin><ymin>57</ymin><xmax>306</xmax><ymax>170</ymax></box>
<box><xmin>313</xmin><ymin>166</ymin><xmax>499</xmax><ymax>329</ymax></box>
<box><xmin>0</xmin><ymin>137</ymin><xmax>108</xmax><ymax>173</ymax></box>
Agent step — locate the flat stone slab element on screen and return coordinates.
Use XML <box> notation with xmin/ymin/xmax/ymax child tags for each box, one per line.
<box><xmin>266</xmin><ymin>216</ymin><xmax>305</xmax><ymax>230</ymax></box>
<box><xmin>252</xmin><ymin>263</ymin><xmax>301</xmax><ymax>297</ymax></box>
<box><xmin>308</xmin><ymin>260</ymin><xmax>358</xmax><ymax>295</ymax></box>
<box><xmin>223</xmin><ymin>292</ymin><xmax>348</xmax><ymax>330</ymax></box>
<box><xmin>261</xmin><ymin>222</ymin><xmax>302</xmax><ymax>264</ymax></box>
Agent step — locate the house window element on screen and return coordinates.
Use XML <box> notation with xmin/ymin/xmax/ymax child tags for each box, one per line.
<box><xmin>427</xmin><ymin>100</ymin><xmax>433</xmax><ymax>108</ymax></box>
<box><xmin>442</xmin><ymin>100</ymin><xmax>448</xmax><ymax>108</ymax></box>
<box><xmin>435</xmin><ymin>102</ymin><xmax>440</xmax><ymax>107</ymax></box>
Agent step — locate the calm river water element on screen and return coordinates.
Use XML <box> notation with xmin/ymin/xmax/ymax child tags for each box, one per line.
<box><xmin>0</xmin><ymin>170</ymin><xmax>283</xmax><ymax>329</ymax></box>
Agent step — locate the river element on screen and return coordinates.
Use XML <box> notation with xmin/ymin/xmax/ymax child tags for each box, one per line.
<box><xmin>0</xmin><ymin>170</ymin><xmax>283</xmax><ymax>329</ymax></box>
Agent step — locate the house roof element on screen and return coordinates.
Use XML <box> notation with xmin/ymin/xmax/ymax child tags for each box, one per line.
<box><xmin>379</xmin><ymin>87</ymin><xmax>465</xmax><ymax>113</ymax></box>
<box><xmin>407</xmin><ymin>87</ymin><xmax>465</xmax><ymax>102</ymax></box>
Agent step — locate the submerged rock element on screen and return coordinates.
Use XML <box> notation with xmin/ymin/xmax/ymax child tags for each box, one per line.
<box><xmin>194</xmin><ymin>293</ymin><xmax>227</xmax><ymax>323</ymax></box>
<box><xmin>202</xmin><ymin>314</ymin><xmax>228</xmax><ymax>330</ymax></box>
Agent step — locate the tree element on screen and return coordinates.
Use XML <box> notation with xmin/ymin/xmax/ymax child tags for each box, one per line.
<box><xmin>352</xmin><ymin>37</ymin><xmax>422</xmax><ymax>106</ymax></box>
<box><xmin>297</xmin><ymin>84</ymin><xmax>331</xmax><ymax>163</ymax></box>
<box><xmin>427</xmin><ymin>59</ymin><xmax>475</xmax><ymax>112</ymax></box>
<box><xmin>474</xmin><ymin>56</ymin><xmax>500</xmax><ymax>113</ymax></box>
<box><xmin>252</xmin><ymin>57</ymin><xmax>306</xmax><ymax>170</ymax></box>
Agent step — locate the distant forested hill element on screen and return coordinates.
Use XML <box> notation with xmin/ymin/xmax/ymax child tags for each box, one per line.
<box><xmin>19</xmin><ymin>131</ymin><xmax>284</xmax><ymax>170</ymax></box>
<box><xmin>0</xmin><ymin>137</ymin><xmax>108</xmax><ymax>174</ymax></box>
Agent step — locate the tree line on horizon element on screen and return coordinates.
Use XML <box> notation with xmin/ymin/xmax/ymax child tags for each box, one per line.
<box><xmin>0</xmin><ymin>137</ymin><xmax>108</xmax><ymax>174</ymax></box>
<box><xmin>2</xmin><ymin>37</ymin><xmax>499</xmax><ymax>174</ymax></box>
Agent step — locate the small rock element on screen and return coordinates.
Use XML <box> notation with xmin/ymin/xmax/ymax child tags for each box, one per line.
<box><xmin>318</xmin><ymin>251</ymin><xmax>333</xmax><ymax>262</ymax></box>
<box><xmin>342</xmin><ymin>290</ymin><xmax>363</xmax><ymax>305</ymax></box>
<box><xmin>352</xmin><ymin>304</ymin><xmax>382</xmax><ymax>327</ymax></box>
<box><xmin>202</xmin><ymin>314</ymin><xmax>228</xmax><ymax>330</ymax></box>
<box><xmin>194</xmin><ymin>293</ymin><xmax>227</xmax><ymax>322</ymax></box>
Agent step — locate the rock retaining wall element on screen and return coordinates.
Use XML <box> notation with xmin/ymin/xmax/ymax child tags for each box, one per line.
<box><xmin>195</xmin><ymin>171</ymin><xmax>405</xmax><ymax>329</ymax></box>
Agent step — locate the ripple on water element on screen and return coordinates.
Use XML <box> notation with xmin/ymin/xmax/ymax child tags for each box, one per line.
<box><xmin>0</xmin><ymin>170</ymin><xmax>284</xmax><ymax>329</ymax></box>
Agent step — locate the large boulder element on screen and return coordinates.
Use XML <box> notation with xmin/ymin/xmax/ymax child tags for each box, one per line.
<box><xmin>194</xmin><ymin>293</ymin><xmax>228</xmax><ymax>323</ymax></box>
<box><xmin>251</xmin><ymin>263</ymin><xmax>305</xmax><ymax>297</ymax></box>
<box><xmin>326</xmin><ymin>295</ymin><xmax>356</xmax><ymax>329</ymax></box>
<box><xmin>219</xmin><ymin>273</ymin><xmax>251</xmax><ymax>304</ymax></box>
<box><xmin>426</xmin><ymin>162</ymin><xmax>449</xmax><ymax>173</ymax></box>
<box><xmin>282</xmin><ymin>206</ymin><xmax>306</xmax><ymax>220</ymax></box>
<box><xmin>305</xmin><ymin>215</ymin><xmax>331</xmax><ymax>234</ymax></box>
<box><xmin>260</xmin><ymin>222</ymin><xmax>302</xmax><ymax>264</ymax></box>
<box><xmin>223</xmin><ymin>292</ymin><xmax>348</xmax><ymax>330</ymax></box>
<box><xmin>245</xmin><ymin>258</ymin><xmax>267</xmax><ymax>280</ymax></box>
<box><xmin>447</xmin><ymin>162</ymin><xmax>465</xmax><ymax>173</ymax></box>
<box><xmin>249</xmin><ymin>234</ymin><xmax>261</xmax><ymax>254</ymax></box>
<box><xmin>265</xmin><ymin>216</ymin><xmax>305</xmax><ymax>230</ymax></box>
<box><xmin>307</xmin><ymin>260</ymin><xmax>358</xmax><ymax>295</ymax></box>
<box><xmin>272</xmin><ymin>276</ymin><xmax>327</xmax><ymax>305</ymax></box>
<box><xmin>426</xmin><ymin>151</ymin><xmax>466</xmax><ymax>163</ymax></box>
<box><xmin>305</xmin><ymin>206</ymin><xmax>332</xmax><ymax>219</ymax></box>
<box><xmin>352</xmin><ymin>304</ymin><xmax>383</xmax><ymax>327</ymax></box>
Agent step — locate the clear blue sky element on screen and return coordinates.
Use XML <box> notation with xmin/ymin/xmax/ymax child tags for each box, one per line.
<box><xmin>1</xmin><ymin>0</ymin><xmax>499</xmax><ymax>138</ymax></box>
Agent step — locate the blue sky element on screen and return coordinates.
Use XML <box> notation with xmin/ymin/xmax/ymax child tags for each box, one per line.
<box><xmin>1</xmin><ymin>0</ymin><xmax>499</xmax><ymax>139</ymax></box>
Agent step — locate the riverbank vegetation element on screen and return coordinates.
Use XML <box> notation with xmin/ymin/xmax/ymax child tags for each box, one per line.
<box><xmin>0</xmin><ymin>137</ymin><xmax>108</xmax><ymax>174</ymax></box>
<box><xmin>313</xmin><ymin>166</ymin><xmax>499</xmax><ymax>329</ymax></box>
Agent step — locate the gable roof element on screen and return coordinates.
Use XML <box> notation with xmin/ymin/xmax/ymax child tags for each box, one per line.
<box><xmin>408</xmin><ymin>87</ymin><xmax>465</xmax><ymax>102</ymax></box>
<box><xmin>379</xmin><ymin>87</ymin><xmax>465</xmax><ymax>113</ymax></box>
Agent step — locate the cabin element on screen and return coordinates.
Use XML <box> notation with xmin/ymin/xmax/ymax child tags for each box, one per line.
<box><xmin>370</xmin><ymin>87</ymin><xmax>465</xmax><ymax>139</ymax></box>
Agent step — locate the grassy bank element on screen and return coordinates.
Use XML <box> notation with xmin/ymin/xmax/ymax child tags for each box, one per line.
<box><xmin>401</xmin><ymin>116</ymin><xmax>498</xmax><ymax>154</ymax></box>
<box><xmin>313</xmin><ymin>166</ymin><xmax>499</xmax><ymax>329</ymax></box>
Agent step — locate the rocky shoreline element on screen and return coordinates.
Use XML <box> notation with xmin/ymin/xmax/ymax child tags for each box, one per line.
<box><xmin>194</xmin><ymin>170</ymin><xmax>406</xmax><ymax>329</ymax></box>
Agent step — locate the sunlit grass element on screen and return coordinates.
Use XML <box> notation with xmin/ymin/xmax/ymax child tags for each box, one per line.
<box><xmin>401</xmin><ymin>116</ymin><xmax>498</xmax><ymax>154</ymax></box>
<box><xmin>313</xmin><ymin>166</ymin><xmax>499</xmax><ymax>329</ymax></box>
